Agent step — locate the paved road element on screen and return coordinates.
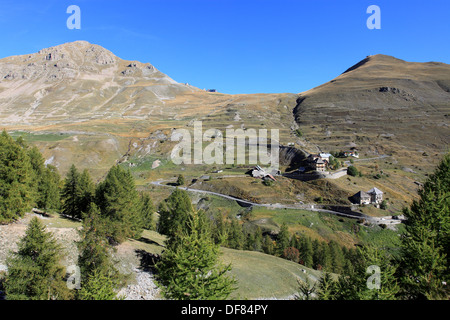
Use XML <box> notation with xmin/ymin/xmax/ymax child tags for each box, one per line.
<box><xmin>149</xmin><ymin>179</ymin><xmax>401</xmax><ymax>225</ymax></box>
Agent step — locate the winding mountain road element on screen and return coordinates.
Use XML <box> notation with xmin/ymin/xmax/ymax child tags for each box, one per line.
<box><xmin>148</xmin><ymin>179</ymin><xmax>401</xmax><ymax>225</ymax></box>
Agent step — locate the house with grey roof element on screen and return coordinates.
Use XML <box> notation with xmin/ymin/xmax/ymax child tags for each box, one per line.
<box><xmin>352</xmin><ymin>187</ymin><xmax>384</xmax><ymax>205</ymax></box>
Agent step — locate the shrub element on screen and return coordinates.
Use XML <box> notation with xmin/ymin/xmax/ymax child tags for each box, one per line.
<box><xmin>347</xmin><ymin>166</ymin><xmax>359</xmax><ymax>177</ymax></box>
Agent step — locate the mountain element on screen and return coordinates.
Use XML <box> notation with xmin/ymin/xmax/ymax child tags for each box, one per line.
<box><xmin>0</xmin><ymin>40</ymin><xmax>197</xmax><ymax>126</ymax></box>
<box><xmin>1</xmin><ymin>43</ymin><xmax>448</xmax><ymax>179</ymax></box>
<box><xmin>0</xmin><ymin>41</ymin><xmax>298</xmax><ymax>177</ymax></box>
<box><xmin>293</xmin><ymin>54</ymin><xmax>450</xmax><ymax>171</ymax></box>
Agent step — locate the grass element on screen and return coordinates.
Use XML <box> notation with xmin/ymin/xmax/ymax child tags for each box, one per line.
<box><xmin>9</xmin><ymin>131</ymin><xmax>72</xmax><ymax>142</ymax></box>
<box><xmin>221</xmin><ymin>248</ymin><xmax>322</xmax><ymax>299</ymax></box>
<box><xmin>245</xmin><ymin>206</ymin><xmax>404</xmax><ymax>250</ymax></box>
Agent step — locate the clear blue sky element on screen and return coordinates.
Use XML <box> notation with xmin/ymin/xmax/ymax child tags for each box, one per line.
<box><xmin>1</xmin><ymin>0</ymin><xmax>449</xmax><ymax>94</ymax></box>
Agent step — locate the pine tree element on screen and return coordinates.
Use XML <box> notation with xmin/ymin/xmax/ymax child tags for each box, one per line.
<box><xmin>320</xmin><ymin>241</ymin><xmax>333</xmax><ymax>272</ymax></box>
<box><xmin>331</xmin><ymin>246</ymin><xmax>399</xmax><ymax>300</ymax></box>
<box><xmin>300</xmin><ymin>237</ymin><xmax>314</xmax><ymax>268</ymax></box>
<box><xmin>262</xmin><ymin>234</ymin><xmax>275</xmax><ymax>255</ymax></box>
<box><xmin>5</xmin><ymin>217</ymin><xmax>72</xmax><ymax>300</ymax></box>
<box><xmin>0</xmin><ymin>130</ymin><xmax>33</xmax><ymax>223</ymax></box>
<box><xmin>329</xmin><ymin>240</ymin><xmax>345</xmax><ymax>274</ymax></box>
<box><xmin>36</xmin><ymin>165</ymin><xmax>61</xmax><ymax>212</ymax></box>
<box><xmin>27</xmin><ymin>145</ymin><xmax>46</xmax><ymax>205</ymax></box>
<box><xmin>227</xmin><ymin>218</ymin><xmax>245</xmax><ymax>250</ymax></box>
<box><xmin>140</xmin><ymin>192</ymin><xmax>155</xmax><ymax>230</ymax></box>
<box><xmin>77</xmin><ymin>269</ymin><xmax>120</xmax><ymax>300</ymax></box>
<box><xmin>78</xmin><ymin>169</ymin><xmax>95</xmax><ymax>216</ymax></box>
<box><xmin>210</xmin><ymin>211</ymin><xmax>229</xmax><ymax>245</ymax></box>
<box><xmin>76</xmin><ymin>204</ymin><xmax>120</xmax><ymax>300</ymax></box>
<box><xmin>399</xmin><ymin>153</ymin><xmax>450</xmax><ymax>300</ymax></box>
<box><xmin>77</xmin><ymin>204</ymin><xmax>117</xmax><ymax>283</ymax></box>
<box><xmin>156</xmin><ymin>211</ymin><xmax>237</xmax><ymax>300</ymax></box>
<box><xmin>61</xmin><ymin>164</ymin><xmax>82</xmax><ymax>219</ymax></box>
<box><xmin>157</xmin><ymin>188</ymin><xmax>194</xmax><ymax>237</ymax></box>
<box><xmin>276</xmin><ymin>223</ymin><xmax>290</xmax><ymax>256</ymax></box>
<box><xmin>176</xmin><ymin>174</ymin><xmax>185</xmax><ymax>186</ymax></box>
<box><xmin>95</xmin><ymin>165</ymin><xmax>143</xmax><ymax>243</ymax></box>
<box><xmin>316</xmin><ymin>272</ymin><xmax>338</xmax><ymax>300</ymax></box>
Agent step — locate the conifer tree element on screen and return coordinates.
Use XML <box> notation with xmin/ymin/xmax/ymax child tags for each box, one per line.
<box><xmin>331</xmin><ymin>246</ymin><xmax>399</xmax><ymax>300</ymax></box>
<box><xmin>316</xmin><ymin>272</ymin><xmax>338</xmax><ymax>300</ymax></box>
<box><xmin>61</xmin><ymin>164</ymin><xmax>82</xmax><ymax>219</ymax></box>
<box><xmin>157</xmin><ymin>188</ymin><xmax>194</xmax><ymax>237</ymax></box>
<box><xmin>5</xmin><ymin>217</ymin><xmax>72</xmax><ymax>300</ymax></box>
<box><xmin>329</xmin><ymin>240</ymin><xmax>345</xmax><ymax>274</ymax></box>
<box><xmin>176</xmin><ymin>174</ymin><xmax>185</xmax><ymax>186</ymax></box>
<box><xmin>276</xmin><ymin>223</ymin><xmax>290</xmax><ymax>256</ymax></box>
<box><xmin>262</xmin><ymin>234</ymin><xmax>275</xmax><ymax>255</ymax></box>
<box><xmin>227</xmin><ymin>218</ymin><xmax>245</xmax><ymax>250</ymax></box>
<box><xmin>300</xmin><ymin>237</ymin><xmax>314</xmax><ymax>268</ymax></box>
<box><xmin>399</xmin><ymin>153</ymin><xmax>450</xmax><ymax>300</ymax></box>
<box><xmin>95</xmin><ymin>165</ymin><xmax>143</xmax><ymax>243</ymax></box>
<box><xmin>156</xmin><ymin>211</ymin><xmax>237</xmax><ymax>300</ymax></box>
<box><xmin>77</xmin><ymin>269</ymin><xmax>120</xmax><ymax>300</ymax></box>
<box><xmin>76</xmin><ymin>204</ymin><xmax>120</xmax><ymax>300</ymax></box>
<box><xmin>140</xmin><ymin>192</ymin><xmax>155</xmax><ymax>230</ymax></box>
<box><xmin>78</xmin><ymin>169</ymin><xmax>95</xmax><ymax>216</ymax></box>
<box><xmin>27</xmin><ymin>146</ymin><xmax>46</xmax><ymax>204</ymax></box>
<box><xmin>0</xmin><ymin>130</ymin><xmax>33</xmax><ymax>223</ymax></box>
<box><xmin>36</xmin><ymin>165</ymin><xmax>61</xmax><ymax>212</ymax></box>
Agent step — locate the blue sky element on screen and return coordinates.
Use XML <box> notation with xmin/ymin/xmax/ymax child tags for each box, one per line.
<box><xmin>1</xmin><ymin>0</ymin><xmax>449</xmax><ymax>94</ymax></box>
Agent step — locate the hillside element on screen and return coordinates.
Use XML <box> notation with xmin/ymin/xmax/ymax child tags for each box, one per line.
<box><xmin>0</xmin><ymin>41</ymin><xmax>298</xmax><ymax>179</ymax></box>
<box><xmin>293</xmin><ymin>54</ymin><xmax>450</xmax><ymax>172</ymax></box>
<box><xmin>0</xmin><ymin>212</ymin><xmax>321</xmax><ymax>300</ymax></box>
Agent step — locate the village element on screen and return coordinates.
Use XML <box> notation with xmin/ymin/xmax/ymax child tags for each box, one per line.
<box><xmin>250</xmin><ymin>149</ymin><xmax>389</xmax><ymax>209</ymax></box>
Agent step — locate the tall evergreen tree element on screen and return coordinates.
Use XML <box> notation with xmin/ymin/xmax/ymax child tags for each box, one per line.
<box><xmin>156</xmin><ymin>211</ymin><xmax>237</xmax><ymax>300</ymax></box>
<box><xmin>95</xmin><ymin>165</ymin><xmax>143</xmax><ymax>243</ymax></box>
<box><xmin>5</xmin><ymin>217</ymin><xmax>72</xmax><ymax>300</ymax></box>
<box><xmin>330</xmin><ymin>246</ymin><xmax>399</xmax><ymax>300</ymax></box>
<box><xmin>227</xmin><ymin>218</ymin><xmax>245</xmax><ymax>250</ymax></box>
<box><xmin>36</xmin><ymin>165</ymin><xmax>61</xmax><ymax>212</ymax></box>
<box><xmin>300</xmin><ymin>237</ymin><xmax>314</xmax><ymax>268</ymax></box>
<box><xmin>61</xmin><ymin>164</ymin><xmax>82</xmax><ymax>219</ymax></box>
<box><xmin>76</xmin><ymin>204</ymin><xmax>120</xmax><ymax>300</ymax></box>
<box><xmin>157</xmin><ymin>188</ymin><xmax>194</xmax><ymax>237</ymax></box>
<box><xmin>399</xmin><ymin>153</ymin><xmax>450</xmax><ymax>300</ymax></box>
<box><xmin>140</xmin><ymin>192</ymin><xmax>155</xmax><ymax>230</ymax></box>
<box><xmin>276</xmin><ymin>223</ymin><xmax>290</xmax><ymax>256</ymax></box>
<box><xmin>262</xmin><ymin>234</ymin><xmax>275</xmax><ymax>255</ymax></box>
<box><xmin>0</xmin><ymin>130</ymin><xmax>33</xmax><ymax>223</ymax></box>
<box><xmin>329</xmin><ymin>240</ymin><xmax>345</xmax><ymax>274</ymax></box>
<box><xmin>27</xmin><ymin>146</ymin><xmax>46</xmax><ymax>205</ymax></box>
<box><xmin>78</xmin><ymin>169</ymin><xmax>95</xmax><ymax>216</ymax></box>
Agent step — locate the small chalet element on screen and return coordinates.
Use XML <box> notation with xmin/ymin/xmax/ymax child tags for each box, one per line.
<box><xmin>367</xmin><ymin>187</ymin><xmax>383</xmax><ymax>204</ymax></box>
<box><xmin>353</xmin><ymin>191</ymin><xmax>371</xmax><ymax>205</ymax></box>
<box><xmin>352</xmin><ymin>187</ymin><xmax>384</xmax><ymax>205</ymax></box>
<box><xmin>251</xmin><ymin>166</ymin><xmax>277</xmax><ymax>181</ymax></box>
<box><xmin>313</xmin><ymin>158</ymin><xmax>326</xmax><ymax>172</ymax></box>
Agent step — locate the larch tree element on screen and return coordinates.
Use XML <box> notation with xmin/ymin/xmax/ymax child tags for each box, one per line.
<box><xmin>398</xmin><ymin>153</ymin><xmax>449</xmax><ymax>300</ymax></box>
<box><xmin>156</xmin><ymin>210</ymin><xmax>237</xmax><ymax>300</ymax></box>
<box><xmin>5</xmin><ymin>217</ymin><xmax>72</xmax><ymax>300</ymax></box>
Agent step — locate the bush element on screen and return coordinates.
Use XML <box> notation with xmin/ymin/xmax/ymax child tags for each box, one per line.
<box><xmin>347</xmin><ymin>166</ymin><xmax>359</xmax><ymax>177</ymax></box>
<box><xmin>294</xmin><ymin>129</ymin><xmax>303</xmax><ymax>137</ymax></box>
